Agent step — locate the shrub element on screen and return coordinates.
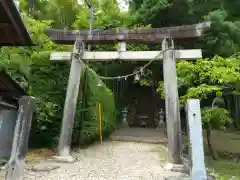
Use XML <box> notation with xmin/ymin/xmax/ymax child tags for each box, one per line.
<box><xmin>201</xmin><ymin>107</ymin><xmax>232</xmax><ymax>160</ymax></box>
<box><xmin>29</xmin><ymin>58</ymin><xmax>116</xmax><ymax>147</ymax></box>
<box><xmin>201</xmin><ymin>107</ymin><xmax>232</xmax><ymax>129</ymax></box>
<box><xmin>79</xmin><ymin>68</ymin><xmax>116</xmax><ymax>144</ymax></box>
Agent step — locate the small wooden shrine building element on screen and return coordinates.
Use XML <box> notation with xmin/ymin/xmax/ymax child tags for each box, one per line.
<box><xmin>0</xmin><ymin>0</ymin><xmax>33</xmax><ymax>159</ymax></box>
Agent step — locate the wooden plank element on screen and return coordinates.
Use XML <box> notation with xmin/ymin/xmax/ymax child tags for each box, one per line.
<box><xmin>162</xmin><ymin>39</ymin><xmax>182</xmax><ymax>164</ymax></box>
<box><xmin>45</xmin><ymin>22</ymin><xmax>211</xmax><ymax>44</ymax></box>
<box><xmin>0</xmin><ymin>24</ymin><xmax>16</xmax><ymax>44</ymax></box>
<box><xmin>186</xmin><ymin>99</ymin><xmax>207</xmax><ymax>180</ymax></box>
<box><xmin>50</xmin><ymin>50</ymin><xmax>202</xmax><ymax>61</ymax></box>
<box><xmin>0</xmin><ymin>100</ymin><xmax>17</xmax><ymax>110</ymax></box>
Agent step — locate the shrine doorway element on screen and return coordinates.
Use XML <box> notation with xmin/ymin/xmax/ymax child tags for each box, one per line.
<box><xmin>126</xmin><ymin>81</ymin><xmax>165</xmax><ymax>128</ymax></box>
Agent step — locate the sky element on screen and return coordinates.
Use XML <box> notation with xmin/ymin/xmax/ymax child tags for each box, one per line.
<box><xmin>117</xmin><ymin>0</ymin><xmax>129</xmax><ymax>11</ymax></box>
<box><xmin>14</xmin><ymin>0</ymin><xmax>20</xmax><ymax>8</ymax></box>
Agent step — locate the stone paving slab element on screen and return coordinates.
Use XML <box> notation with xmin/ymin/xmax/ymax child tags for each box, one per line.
<box><xmin>22</xmin><ymin>141</ymin><xmax>188</xmax><ymax>180</ymax></box>
<box><xmin>31</xmin><ymin>163</ymin><xmax>60</xmax><ymax>172</ymax></box>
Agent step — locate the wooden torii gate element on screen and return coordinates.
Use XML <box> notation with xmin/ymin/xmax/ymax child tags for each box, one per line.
<box><xmin>45</xmin><ymin>22</ymin><xmax>210</xmax><ymax>164</ymax></box>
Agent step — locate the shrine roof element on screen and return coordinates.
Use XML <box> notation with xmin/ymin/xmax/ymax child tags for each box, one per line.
<box><xmin>0</xmin><ymin>0</ymin><xmax>33</xmax><ymax>46</ymax></box>
<box><xmin>45</xmin><ymin>22</ymin><xmax>211</xmax><ymax>45</ymax></box>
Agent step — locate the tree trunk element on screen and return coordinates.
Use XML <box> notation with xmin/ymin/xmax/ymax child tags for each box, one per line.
<box><xmin>206</xmin><ymin>127</ymin><xmax>218</xmax><ymax>160</ymax></box>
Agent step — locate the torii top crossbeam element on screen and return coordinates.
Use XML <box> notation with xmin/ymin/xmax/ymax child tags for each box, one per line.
<box><xmin>45</xmin><ymin>22</ymin><xmax>211</xmax><ymax>44</ymax></box>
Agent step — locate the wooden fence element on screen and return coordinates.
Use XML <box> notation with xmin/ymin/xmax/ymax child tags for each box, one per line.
<box><xmin>225</xmin><ymin>94</ymin><xmax>240</xmax><ymax>128</ymax></box>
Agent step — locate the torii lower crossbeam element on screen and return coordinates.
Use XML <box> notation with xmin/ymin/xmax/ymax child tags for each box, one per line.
<box><xmin>50</xmin><ymin>49</ymin><xmax>202</xmax><ymax>61</ymax></box>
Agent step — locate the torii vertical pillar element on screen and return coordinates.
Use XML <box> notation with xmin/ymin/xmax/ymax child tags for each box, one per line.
<box><xmin>162</xmin><ymin>38</ymin><xmax>182</xmax><ymax>164</ymax></box>
<box><xmin>55</xmin><ymin>40</ymin><xmax>83</xmax><ymax>162</ymax></box>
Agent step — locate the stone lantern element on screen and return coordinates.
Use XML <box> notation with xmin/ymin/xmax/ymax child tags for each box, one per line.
<box><xmin>157</xmin><ymin>108</ymin><xmax>165</xmax><ymax>130</ymax></box>
<box><xmin>122</xmin><ymin>107</ymin><xmax>129</xmax><ymax>128</ymax></box>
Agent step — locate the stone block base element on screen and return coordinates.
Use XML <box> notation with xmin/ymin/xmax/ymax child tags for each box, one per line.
<box><xmin>51</xmin><ymin>155</ymin><xmax>75</xmax><ymax>163</ymax></box>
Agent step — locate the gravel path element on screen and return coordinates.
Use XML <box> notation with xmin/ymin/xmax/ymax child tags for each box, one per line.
<box><xmin>22</xmin><ymin>141</ymin><xmax>187</xmax><ymax>180</ymax></box>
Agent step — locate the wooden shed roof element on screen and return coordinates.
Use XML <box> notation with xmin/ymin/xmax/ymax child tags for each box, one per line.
<box><xmin>0</xmin><ymin>71</ymin><xmax>27</xmax><ymax>98</ymax></box>
<box><xmin>0</xmin><ymin>71</ymin><xmax>27</xmax><ymax>109</ymax></box>
<box><xmin>0</xmin><ymin>0</ymin><xmax>33</xmax><ymax>46</ymax></box>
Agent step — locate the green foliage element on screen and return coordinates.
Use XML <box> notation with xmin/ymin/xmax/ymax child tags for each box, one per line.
<box><xmin>180</xmin><ymin>84</ymin><xmax>222</xmax><ymax>104</ymax></box>
<box><xmin>131</xmin><ymin>0</ymin><xmax>240</xmax><ymax>56</ymax></box>
<box><xmin>72</xmin><ymin>0</ymin><xmax>130</xmax><ymax>29</ymax></box>
<box><xmin>202</xmin><ymin>108</ymin><xmax>232</xmax><ymax>129</ymax></box>
<box><xmin>203</xmin><ymin>7</ymin><xmax>240</xmax><ymax>56</ymax></box>
<box><xmin>206</xmin><ymin>157</ymin><xmax>240</xmax><ymax>180</ymax></box>
<box><xmin>175</xmin><ymin>56</ymin><xmax>240</xmax><ymax>104</ymax></box>
<box><xmin>30</xmin><ymin>61</ymin><xmax>70</xmax><ymax>146</ymax></box>
<box><xmin>138</xmin><ymin>79</ymin><xmax>151</xmax><ymax>86</ymax></box>
<box><xmin>156</xmin><ymin>81</ymin><xmax>165</xmax><ymax>99</ymax></box>
<box><xmin>216</xmin><ymin>91</ymin><xmax>223</xmax><ymax>97</ymax></box>
<box><xmin>133</xmin><ymin>0</ymin><xmax>170</xmax><ymax>22</ymax></box>
<box><xmin>136</xmin><ymin>68</ymin><xmax>153</xmax><ymax>86</ymax></box>
<box><xmin>80</xmin><ymin>68</ymin><xmax>116</xmax><ymax>144</ymax></box>
<box><xmin>177</xmin><ymin>56</ymin><xmax>240</xmax><ymax>87</ymax></box>
<box><xmin>20</xmin><ymin>0</ymin><xmax>79</xmax><ymax>28</ymax></box>
<box><xmin>0</xmin><ymin>16</ymin><xmax>61</xmax><ymax>146</ymax></box>
<box><xmin>156</xmin><ymin>56</ymin><xmax>240</xmax><ymax>104</ymax></box>
<box><xmin>155</xmin><ymin>56</ymin><xmax>238</xmax><ymax>131</ymax></box>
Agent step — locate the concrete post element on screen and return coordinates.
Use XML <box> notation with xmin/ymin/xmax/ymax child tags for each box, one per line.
<box><xmin>6</xmin><ymin>96</ymin><xmax>36</xmax><ymax>180</ymax></box>
<box><xmin>186</xmin><ymin>99</ymin><xmax>207</xmax><ymax>180</ymax></box>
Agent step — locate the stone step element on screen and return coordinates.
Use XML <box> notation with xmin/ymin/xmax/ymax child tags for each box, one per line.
<box><xmin>110</xmin><ymin>135</ymin><xmax>167</xmax><ymax>144</ymax></box>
